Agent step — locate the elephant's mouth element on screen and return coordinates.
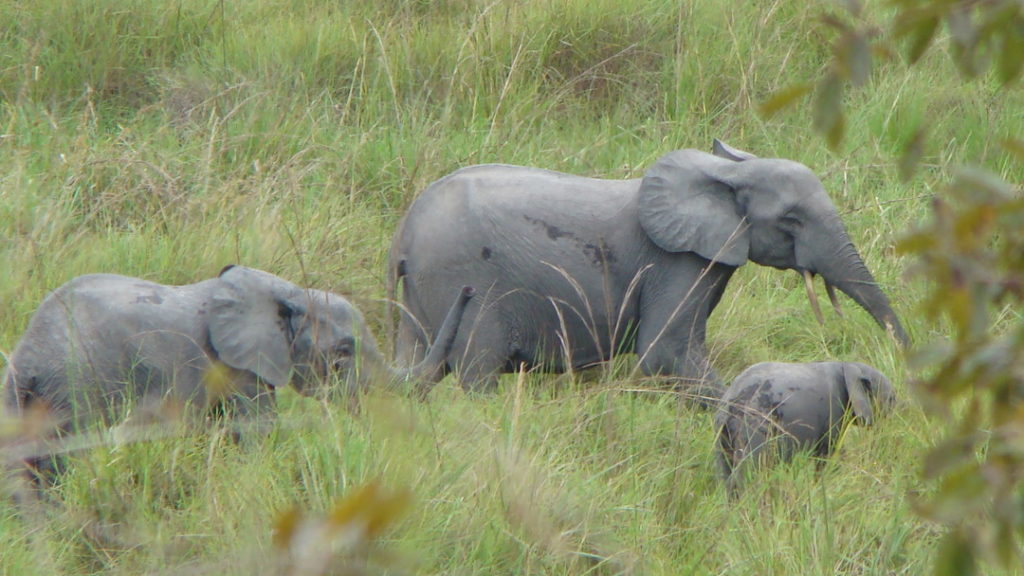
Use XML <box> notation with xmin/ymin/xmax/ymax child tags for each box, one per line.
<box><xmin>800</xmin><ymin>270</ymin><xmax>843</xmax><ymax>326</ymax></box>
<box><xmin>798</xmin><ymin>266</ymin><xmax>909</xmax><ymax>347</ymax></box>
<box><xmin>292</xmin><ymin>358</ymin><xmax>362</xmax><ymax>398</ymax></box>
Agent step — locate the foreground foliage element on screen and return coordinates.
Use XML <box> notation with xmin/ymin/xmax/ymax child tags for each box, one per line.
<box><xmin>1</xmin><ymin>0</ymin><xmax>1022</xmax><ymax>574</ymax></box>
<box><xmin>766</xmin><ymin>1</ymin><xmax>1024</xmax><ymax>573</ymax></box>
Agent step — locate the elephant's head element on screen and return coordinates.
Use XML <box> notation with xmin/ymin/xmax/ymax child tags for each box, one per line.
<box><xmin>636</xmin><ymin>140</ymin><xmax>909</xmax><ymax>347</ymax></box>
<box><xmin>839</xmin><ymin>361</ymin><xmax>894</xmax><ymax>426</ymax></box>
<box><xmin>207</xmin><ymin>266</ymin><xmax>472</xmax><ymax>397</ymax></box>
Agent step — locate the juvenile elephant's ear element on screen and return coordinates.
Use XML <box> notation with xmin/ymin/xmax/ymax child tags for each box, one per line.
<box><xmin>842</xmin><ymin>363</ymin><xmax>874</xmax><ymax>426</ymax></box>
<box><xmin>208</xmin><ymin>266</ymin><xmax>304</xmax><ymax>388</ymax></box>
<box><xmin>637</xmin><ymin>149</ymin><xmax>750</xmax><ymax>266</ymax></box>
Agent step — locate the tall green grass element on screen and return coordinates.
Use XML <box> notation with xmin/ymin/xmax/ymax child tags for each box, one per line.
<box><xmin>1</xmin><ymin>0</ymin><xmax>1020</xmax><ymax>573</ymax></box>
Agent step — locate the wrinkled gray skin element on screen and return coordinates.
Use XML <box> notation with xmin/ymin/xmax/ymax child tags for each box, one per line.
<box><xmin>714</xmin><ymin>361</ymin><xmax>894</xmax><ymax>494</ymax></box>
<box><xmin>3</xmin><ymin>265</ymin><xmax>472</xmax><ymax>479</ymax></box>
<box><xmin>389</xmin><ymin>140</ymin><xmax>908</xmax><ymax>400</ymax></box>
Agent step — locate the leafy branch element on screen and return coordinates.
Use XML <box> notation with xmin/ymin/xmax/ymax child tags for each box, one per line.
<box><xmin>763</xmin><ymin>1</ymin><xmax>1024</xmax><ymax>573</ymax></box>
<box><xmin>761</xmin><ymin>0</ymin><xmax>1023</xmax><ymax>173</ymax></box>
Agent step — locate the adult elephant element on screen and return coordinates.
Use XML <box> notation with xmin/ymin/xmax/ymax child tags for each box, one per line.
<box><xmin>3</xmin><ymin>265</ymin><xmax>472</xmax><ymax>479</ymax></box>
<box><xmin>388</xmin><ymin>140</ymin><xmax>908</xmax><ymax>400</ymax></box>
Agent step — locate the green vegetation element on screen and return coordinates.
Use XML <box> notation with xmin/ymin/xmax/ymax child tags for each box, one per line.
<box><xmin>0</xmin><ymin>0</ymin><xmax>1021</xmax><ymax>574</ymax></box>
<box><xmin>765</xmin><ymin>1</ymin><xmax>1024</xmax><ymax>573</ymax></box>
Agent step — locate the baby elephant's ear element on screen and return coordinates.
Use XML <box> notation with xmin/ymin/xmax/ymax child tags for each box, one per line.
<box><xmin>842</xmin><ymin>363</ymin><xmax>874</xmax><ymax>426</ymax></box>
<box><xmin>208</xmin><ymin>266</ymin><xmax>305</xmax><ymax>389</ymax></box>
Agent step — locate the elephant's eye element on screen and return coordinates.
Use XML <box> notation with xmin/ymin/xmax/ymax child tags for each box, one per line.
<box><xmin>780</xmin><ymin>215</ymin><xmax>802</xmax><ymax>231</ymax></box>
<box><xmin>335</xmin><ymin>338</ymin><xmax>355</xmax><ymax>358</ymax></box>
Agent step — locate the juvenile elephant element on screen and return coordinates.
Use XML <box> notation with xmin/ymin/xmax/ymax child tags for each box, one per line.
<box><xmin>3</xmin><ymin>265</ymin><xmax>472</xmax><ymax>478</ymax></box>
<box><xmin>389</xmin><ymin>140</ymin><xmax>908</xmax><ymax>399</ymax></box>
<box><xmin>714</xmin><ymin>361</ymin><xmax>893</xmax><ymax>493</ymax></box>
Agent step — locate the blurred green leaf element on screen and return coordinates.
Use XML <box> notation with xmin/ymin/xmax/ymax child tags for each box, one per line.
<box><xmin>1003</xmin><ymin>138</ymin><xmax>1024</xmax><ymax>161</ymax></box>
<box><xmin>273</xmin><ymin>506</ymin><xmax>302</xmax><ymax>549</ymax></box>
<box><xmin>952</xmin><ymin>167</ymin><xmax>1015</xmax><ymax>203</ymax></box>
<box><xmin>814</xmin><ymin>73</ymin><xmax>845</xmax><ymax>149</ymax></box>
<box><xmin>847</xmin><ymin>32</ymin><xmax>873</xmax><ymax>86</ymax></box>
<box><xmin>946</xmin><ymin>287</ymin><xmax>974</xmax><ymax>341</ymax></box>
<box><xmin>997</xmin><ymin>26</ymin><xmax>1024</xmax><ymax>84</ymax></box>
<box><xmin>900</xmin><ymin>13</ymin><xmax>940</xmax><ymax>64</ymax></box>
<box><xmin>935</xmin><ymin>530</ymin><xmax>977</xmax><ymax>576</ymax></box>
<box><xmin>952</xmin><ymin>205</ymin><xmax>995</xmax><ymax>251</ymax></box>
<box><xmin>946</xmin><ymin>7</ymin><xmax>976</xmax><ymax>55</ymax></box>
<box><xmin>820</xmin><ymin>12</ymin><xmax>852</xmax><ymax>33</ymax></box>
<box><xmin>899</xmin><ymin>127</ymin><xmax>926</xmax><ymax>181</ymax></box>
<box><xmin>936</xmin><ymin>465</ymin><xmax>989</xmax><ymax>520</ymax></box>
<box><xmin>896</xmin><ymin>228</ymin><xmax>937</xmax><ymax>254</ymax></box>
<box><xmin>922</xmin><ymin>436</ymin><xmax>979</xmax><ymax>480</ymax></box>
<box><xmin>328</xmin><ymin>480</ymin><xmax>412</xmax><ymax>538</ymax></box>
<box><xmin>841</xmin><ymin>0</ymin><xmax>863</xmax><ymax>18</ymax></box>
<box><xmin>826</xmin><ymin>113</ymin><xmax>846</xmax><ymax>150</ymax></box>
<box><xmin>799</xmin><ymin>1</ymin><xmax>1024</xmax><ymax>571</ymax></box>
<box><xmin>758</xmin><ymin>82</ymin><xmax>813</xmax><ymax>118</ymax></box>
<box><xmin>994</xmin><ymin>521</ymin><xmax>1017</xmax><ymax>567</ymax></box>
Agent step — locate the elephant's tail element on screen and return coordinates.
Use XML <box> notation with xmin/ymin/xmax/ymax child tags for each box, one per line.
<box><xmin>385</xmin><ymin>216</ymin><xmax>408</xmax><ymax>363</ymax></box>
<box><xmin>386</xmin><ymin>259</ymin><xmax>407</xmax><ymax>348</ymax></box>
<box><xmin>386</xmin><ymin>212</ymin><xmax>435</xmax><ymax>369</ymax></box>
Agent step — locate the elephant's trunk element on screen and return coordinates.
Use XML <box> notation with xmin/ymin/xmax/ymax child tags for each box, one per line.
<box><xmin>814</xmin><ymin>238</ymin><xmax>910</xmax><ymax>347</ymax></box>
<box><xmin>388</xmin><ymin>286</ymin><xmax>474</xmax><ymax>386</ymax></box>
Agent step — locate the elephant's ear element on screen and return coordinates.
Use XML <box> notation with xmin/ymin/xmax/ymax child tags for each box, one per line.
<box><xmin>712</xmin><ymin>139</ymin><xmax>758</xmax><ymax>161</ymax></box>
<box><xmin>842</xmin><ymin>363</ymin><xmax>874</xmax><ymax>426</ymax></box>
<box><xmin>637</xmin><ymin>149</ymin><xmax>750</xmax><ymax>266</ymax></box>
<box><xmin>208</xmin><ymin>266</ymin><xmax>304</xmax><ymax>388</ymax></box>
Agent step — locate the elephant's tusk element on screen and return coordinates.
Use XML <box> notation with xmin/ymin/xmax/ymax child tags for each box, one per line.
<box><xmin>825</xmin><ymin>281</ymin><xmax>844</xmax><ymax>318</ymax></box>
<box><xmin>803</xmin><ymin>270</ymin><xmax>825</xmax><ymax>326</ymax></box>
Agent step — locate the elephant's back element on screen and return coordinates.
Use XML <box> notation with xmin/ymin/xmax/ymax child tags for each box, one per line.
<box><xmin>412</xmin><ymin>163</ymin><xmax>637</xmax><ymax>219</ymax></box>
<box><xmin>45</xmin><ymin>274</ymin><xmax>206</xmax><ymax>331</ymax></box>
<box><xmin>398</xmin><ymin>164</ymin><xmax>641</xmax><ymax>257</ymax></box>
<box><xmin>2</xmin><ymin>275</ymin><xmax>159</xmax><ymax>415</ymax></box>
<box><xmin>18</xmin><ymin>274</ymin><xmax>213</xmax><ymax>370</ymax></box>
<box><xmin>399</xmin><ymin>165</ymin><xmax>648</xmax><ymax>291</ymax></box>
<box><xmin>720</xmin><ymin>362</ymin><xmax>846</xmax><ymax>447</ymax></box>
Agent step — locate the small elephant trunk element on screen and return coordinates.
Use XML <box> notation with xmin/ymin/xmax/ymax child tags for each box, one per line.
<box><xmin>388</xmin><ymin>286</ymin><xmax>474</xmax><ymax>388</ymax></box>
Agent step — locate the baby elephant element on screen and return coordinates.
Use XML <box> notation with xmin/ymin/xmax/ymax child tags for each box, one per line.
<box><xmin>714</xmin><ymin>361</ymin><xmax>893</xmax><ymax>493</ymax></box>
<box><xmin>3</xmin><ymin>265</ymin><xmax>472</xmax><ymax>480</ymax></box>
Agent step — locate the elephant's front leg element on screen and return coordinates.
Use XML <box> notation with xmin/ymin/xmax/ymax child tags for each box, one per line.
<box><xmin>215</xmin><ymin>376</ymin><xmax>277</xmax><ymax>443</ymax></box>
<box><xmin>635</xmin><ymin>269</ymin><xmax>729</xmax><ymax>406</ymax></box>
<box><xmin>636</xmin><ymin>321</ymin><xmax>722</xmax><ymax>406</ymax></box>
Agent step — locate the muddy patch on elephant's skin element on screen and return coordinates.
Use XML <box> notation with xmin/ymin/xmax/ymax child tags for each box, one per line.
<box><xmin>583</xmin><ymin>240</ymin><xmax>615</xmax><ymax>266</ymax></box>
<box><xmin>725</xmin><ymin>382</ymin><xmax>785</xmax><ymax>422</ymax></box>
<box><xmin>756</xmin><ymin>387</ymin><xmax>785</xmax><ymax>422</ymax></box>
<box><xmin>727</xmin><ymin>384</ymin><xmax>757</xmax><ymax>412</ymax></box>
<box><xmin>522</xmin><ymin>216</ymin><xmax>616</xmax><ymax>267</ymax></box>
<box><xmin>524</xmin><ymin>215</ymin><xmax>570</xmax><ymax>241</ymax></box>
<box><xmin>725</xmin><ymin>384</ymin><xmax>764</xmax><ymax>419</ymax></box>
<box><xmin>133</xmin><ymin>289</ymin><xmax>164</xmax><ymax>305</ymax></box>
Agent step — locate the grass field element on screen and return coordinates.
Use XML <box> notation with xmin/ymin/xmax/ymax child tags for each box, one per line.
<box><xmin>1</xmin><ymin>0</ymin><xmax>1022</xmax><ymax>574</ymax></box>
